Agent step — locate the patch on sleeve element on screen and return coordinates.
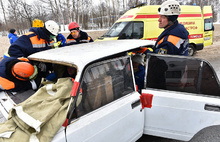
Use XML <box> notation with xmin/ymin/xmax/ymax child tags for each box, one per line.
<box><xmin>158</xmin><ymin>48</ymin><xmax>167</xmax><ymax>54</ymax></box>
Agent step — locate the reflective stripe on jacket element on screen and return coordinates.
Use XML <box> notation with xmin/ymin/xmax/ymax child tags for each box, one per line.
<box><xmin>0</xmin><ymin>76</ymin><xmax>15</xmax><ymax>90</ymax></box>
<box><xmin>8</xmin><ymin>27</ymin><xmax>53</xmax><ymax>58</ymax></box>
<box><xmin>25</xmin><ymin>32</ymin><xmax>53</xmax><ymax>48</ymax></box>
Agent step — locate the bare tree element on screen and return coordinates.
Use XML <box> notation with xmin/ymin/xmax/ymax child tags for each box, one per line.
<box><xmin>8</xmin><ymin>0</ymin><xmax>20</xmax><ymax>34</ymax></box>
<box><xmin>17</xmin><ymin>1</ymin><xmax>34</xmax><ymax>27</ymax></box>
<box><xmin>66</xmin><ymin>0</ymin><xmax>71</xmax><ymax>23</ymax></box>
<box><xmin>0</xmin><ymin>0</ymin><xmax>8</xmax><ymax>29</ymax></box>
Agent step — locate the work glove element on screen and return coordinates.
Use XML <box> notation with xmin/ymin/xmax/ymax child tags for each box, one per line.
<box><xmin>52</xmin><ymin>42</ymin><xmax>59</xmax><ymax>48</ymax></box>
<box><xmin>57</xmin><ymin>41</ymin><xmax>62</xmax><ymax>47</ymax></box>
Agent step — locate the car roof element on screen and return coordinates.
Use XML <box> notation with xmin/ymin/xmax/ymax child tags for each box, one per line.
<box><xmin>28</xmin><ymin>39</ymin><xmax>155</xmax><ymax>71</ymax></box>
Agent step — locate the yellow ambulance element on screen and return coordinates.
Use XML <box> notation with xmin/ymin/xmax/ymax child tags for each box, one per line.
<box><xmin>96</xmin><ymin>4</ymin><xmax>214</xmax><ymax>56</ymax></box>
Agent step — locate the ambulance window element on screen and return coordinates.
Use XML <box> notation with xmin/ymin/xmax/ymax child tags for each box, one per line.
<box><xmin>204</xmin><ymin>18</ymin><xmax>213</xmax><ymax>31</ymax></box>
<box><xmin>103</xmin><ymin>22</ymin><xmax>129</xmax><ymax>37</ymax></box>
<box><xmin>119</xmin><ymin>22</ymin><xmax>144</xmax><ymax>39</ymax></box>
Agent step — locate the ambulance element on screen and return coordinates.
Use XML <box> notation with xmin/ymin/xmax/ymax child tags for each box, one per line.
<box><xmin>96</xmin><ymin>4</ymin><xmax>214</xmax><ymax>56</ymax></box>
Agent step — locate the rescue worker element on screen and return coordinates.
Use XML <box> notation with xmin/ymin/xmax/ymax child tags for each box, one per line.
<box><xmin>155</xmin><ymin>0</ymin><xmax>189</xmax><ymax>56</ymax></box>
<box><xmin>131</xmin><ymin>54</ymin><xmax>145</xmax><ymax>93</ymax></box>
<box><xmin>0</xmin><ymin>57</ymin><xmax>42</xmax><ymax>92</ymax></box>
<box><xmin>4</xmin><ymin>29</ymin><xmax>18</xmax><ymax>58</ymax></box>
<box><xmin>66</xmin><ymin>22</ymin><xmax>93</xmax><ymax>46</ymax></box>
<box><xmin>45</xmin><ymin>64</ymin><xmax>77</xmax><ymax>82</ymax></box>
<box><xmin>8</xmin><ymin>29</ymin><xmax>18</xmax><ymax>44</ymax></box>
<box><xmin>8</xmin><ymin>20</ymin><xmax>59</xmax><ymax>58</ymax></box>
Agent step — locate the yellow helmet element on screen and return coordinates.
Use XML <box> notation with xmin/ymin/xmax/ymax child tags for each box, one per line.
<box><xmin>32</xmin><ymin>19</ymin><xmax>44</xmax><ymax>28</ymax></box>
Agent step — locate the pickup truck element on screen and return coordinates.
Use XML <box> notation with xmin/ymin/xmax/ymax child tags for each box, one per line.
<box><xmin>0</xmin><ymin>39</ymin><xmax>220</xmax><ymax>142</ymax></box>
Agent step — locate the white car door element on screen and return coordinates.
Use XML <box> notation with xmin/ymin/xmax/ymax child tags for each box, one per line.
<box><xmin>66</xmin><ymin>56</ymin><xmax>144</xmax><ymax>142</ymax></box>
<box><xmin>142</xmin><ymin>54</ymin><xmax>220</xmax><ymax>141</ymax></box>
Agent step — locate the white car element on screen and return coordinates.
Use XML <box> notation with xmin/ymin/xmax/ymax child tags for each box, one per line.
<box><xmin>0</xmin><ymin>39</ymin><xmax>220</xmax><ymax>142</ymax></box>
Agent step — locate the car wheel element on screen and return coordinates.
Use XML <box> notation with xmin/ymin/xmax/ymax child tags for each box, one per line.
<box><xmin>188</xmin><ymin>45</ymin><xmax>195</xmax><ymax>56</ymax></box>
<box><xmin>190</xmin><ymin>125</ymin><xmax>220</xmax><ymax>142</ymax></box>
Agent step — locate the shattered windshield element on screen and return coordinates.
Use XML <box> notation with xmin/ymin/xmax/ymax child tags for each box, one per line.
<box><xmin>103</xmin><ymin>22</ymin><xmax>128</xmax><ymax>37</ymax></box>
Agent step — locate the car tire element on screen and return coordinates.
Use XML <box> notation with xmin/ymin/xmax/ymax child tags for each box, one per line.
<box><xmin>189</xmin><ymin>125</ymin><xmax>220</xmax><ymax>142</ymax></box>
<box><xmin>188</xmin><ymin>45</ymin><xmax>195</xmax><ymax>56</ymax></box>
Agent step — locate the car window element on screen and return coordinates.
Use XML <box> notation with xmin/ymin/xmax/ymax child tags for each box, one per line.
<box><xmin>146</xmin><ymin>54</ymin><xmax>220</xmax><ymax>96</ymax></box>
<box><xmin>204</xmin><ymin>18</ymin><xmax>213</xmax><ymax>31</ymax></box>
<box><xmin>75</xmin><ymin>56</ymin><xmax>134</xmax><ymax>117</ymax></box>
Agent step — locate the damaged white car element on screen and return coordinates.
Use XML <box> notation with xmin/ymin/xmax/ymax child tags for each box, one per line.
<box><xmin>0</xmin><ymin>39</ymin><xmax>220</xmax><ymax>142</ymax></box>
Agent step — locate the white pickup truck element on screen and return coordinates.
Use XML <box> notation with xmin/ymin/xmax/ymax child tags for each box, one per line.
<box><xmin>0</xmin><ymin>39</ymin><xmax>220</xmax><ymax>142</ymax></box>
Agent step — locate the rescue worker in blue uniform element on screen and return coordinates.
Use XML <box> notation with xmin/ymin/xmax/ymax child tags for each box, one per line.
<box><xmin>8</xmin><ymin>20</ymin><xmax>59</xmax><ymax>58</ymax></box>
<box><xmin>155</xmin><ymin>0</ymin><xmax>189</xmax><ymax>56</ymax></box>
<box><xmin>0</xmin><ymin>57</ymin><xmax>42</xmax><ymax>92</ymax></box>
<box><xmin>66</xmin><ymin>22</ymin><xmax>93</xmax><ymax>46</ymax></box>
<box><xmin>3</xmin><ymin>29</ymin><xmax>18</xmax><ymax>58</ymax></box>
<box><xmin>8</xmin><ymin>29</ymin><xmax>18</xmax><ymax>45</ymax></box>
<box><xmin>131</xmin><ymin>54</ymin><xmax>145</xmax><ymax>93</ymax></box>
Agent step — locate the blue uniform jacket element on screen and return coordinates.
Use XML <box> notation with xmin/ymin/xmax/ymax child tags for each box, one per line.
<box><xmin>155</xmin><ymin>21</ymin><xmax>189</xmax><ymax>56</ymax></box>
<box><xmin>134</xmin><ymin>65</ymin><xmax>145</xmax><ymax>92</ymax></box>
<box><xmin>8</xmin><ymin>27</ymin><xmax>53</xmax><ymax>58</ymax></box>
<box><xmin>66</xmin><ymin>30</ymin><xmax>93</xmax><ymax>46</ymax></box>
<box><xmin>8</xmin><ymin>33</ymin><xmax>18</xmax><ymax>44</ymax></box>
<box><xmin>57</xmin><ymin>34</ymin><xmax>66</xmax><ymax>47</ymax></box>
<box><xmin>0</xmin><ymin>57</ymin><xmax>41</xmax><ymax>92</ymax></box>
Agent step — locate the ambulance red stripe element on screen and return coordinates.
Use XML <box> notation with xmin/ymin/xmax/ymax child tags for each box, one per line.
<box><xmin>133</xmin><ymin>14</ymin><xmax>203</xmax><ymax>19</ymax></box>
<box><xmin>203</xmin><ymin>13</ymin><xmax>213</xmax><ymax>17</ymax></box>
<box><xmin>135</xmin><ymin>15</ymin><xmax>159</xmax><ymax>19</ymax></box>
<box><xmin>146</xmin><ymin>34</ymin><xmax>203</xmax><ymax>41</ymax></box>
<box><xmin>179</xmin><ymin>14</ymin><xmax>202</xmax><ymax>17</ymax></box>
<box><xmin>120</xmin><ymin>15</ymin><xmax>134</xmax><ymax>19</ymax></box>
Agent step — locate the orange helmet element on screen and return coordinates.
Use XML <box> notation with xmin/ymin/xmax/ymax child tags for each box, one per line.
<box><xmin>12</xmin><ymin>62</ymin><xmax>36</xmax><ymax>81</ymax></box>
<box><xmin>68</xmin><ymin>22</ymin><xmax>80</xmax><ymax>31</ymax></box>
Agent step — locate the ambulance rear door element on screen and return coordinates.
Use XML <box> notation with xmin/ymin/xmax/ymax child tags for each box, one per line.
<box><xmin>203</xmin><ymin>6</ymin><xmax>214</xmax><ymax>47</ymax></box>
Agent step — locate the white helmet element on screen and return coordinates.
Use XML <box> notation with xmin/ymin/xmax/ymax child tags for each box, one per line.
<box><xmin>132</xmin><ymin>54</ymin><xmax>144</xmax><ymax>66</ymax></box>
<box><xmin>44</xmin><ymin>20</ymin><xmax>59</xmax><ymax>36</ymax></box>
<box><xmin>158</xmin><ymin>0</ymin><xmax>181</xmax><ymax>16</ymax></box>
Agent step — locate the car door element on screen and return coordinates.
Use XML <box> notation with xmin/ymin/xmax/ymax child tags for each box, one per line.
<box><xmin>142</xmin><ymin>54</ymin><xmax>220</xmax><ymax>141</ymax></box>
<box><xmin>66</xmin><ymin>56</ymin><xmax>144</xmax><ymax>142</ymax></box>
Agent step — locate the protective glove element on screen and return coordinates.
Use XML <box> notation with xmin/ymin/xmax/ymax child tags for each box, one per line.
<box><xmin>53</xmin><ymin>42</ymin><xmax>59</xmax><ymax>48</ymax></box>
<box><xmin>57</xmin><ymin>41</ymin><xmax>62</xmax><ymax>47</ymax></box>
